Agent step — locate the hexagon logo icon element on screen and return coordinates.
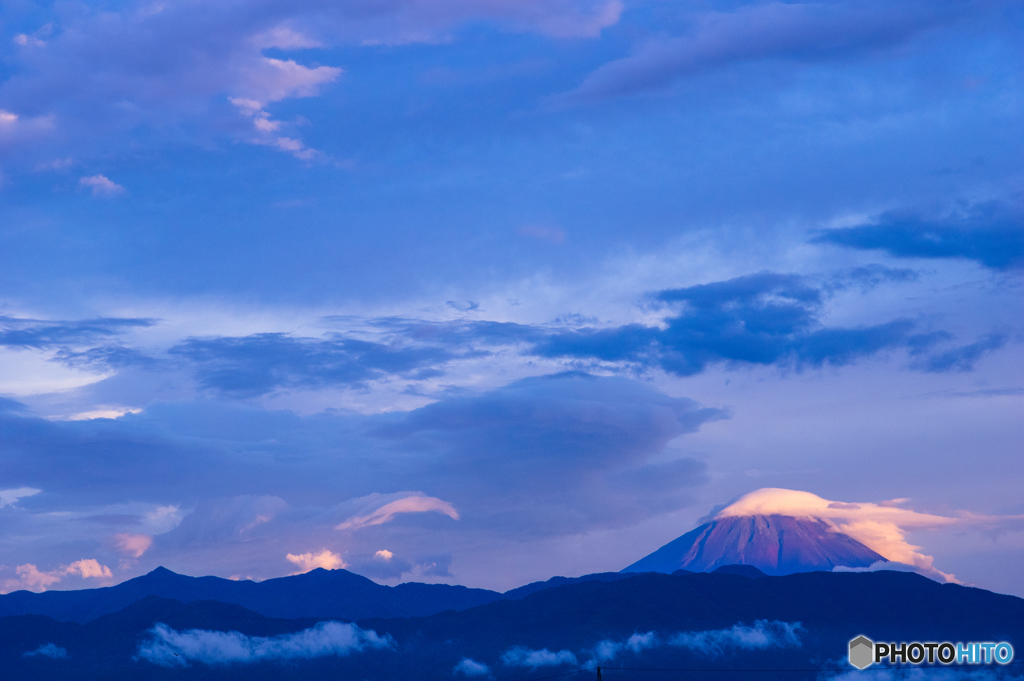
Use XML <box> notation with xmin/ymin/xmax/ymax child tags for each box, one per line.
<box><xmin>849</xmin><ymin>636</ymin><xmax>874</xmax><ymax>670</ymax></box>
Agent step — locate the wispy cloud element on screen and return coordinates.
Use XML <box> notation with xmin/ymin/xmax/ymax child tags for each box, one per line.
<box><xmin>0</xmin><ymin>0</ymin><xmax>619</xmax><ymax>168</ymax></box>
<box><xmin>0</xmin><ymin>487</ymin><xmax>41</xmax><ymax>508</ymax></box>
<box><xmin>592</xmin><ymin>631</ymin><xmax>659</xmax><ymax>661</ymax></box>
<box><xmin>562</xmin><ymin>0</ymin><xmax>964</xmax><ymax>102</ymax></box>
<box><xmin>169</xmin><ymin>333</ymin><xmax>459</xmax><ymax>397</ymax></box>
<box><xmin>113</xmin><ymin>533</ymin><xmax>153</xmax><ymax>558</ymax></box>
<box><xmin>504</xmin><ymin>622</ymin><xmax>801</xmax><ymax>670</ymax></box>
<box><xmin>668</xmin><ymin>620</ymin><xmax>803</xmax><ymax>655</ymax></box>
<box><xmin>23</xmin><ymin>643</ymin><xmax>68</xmax><ymax>659</ymax></box>
<box><xmin>502</xmin><ymin>646</ymin><xmax>579</xmax><ymax>669</ymax></box>
<box><xmin>0</xmin><ymin>315</ymin><xmax>154</xmax><ymax>350</ymax></box>
<box><xmin>335</xmin><ymin>495</ymin><xmax>460</xmax><ymax>531</ymax></box>
<box><xmin>454</xmin><ymin>658</ymin><xmax>492</xmax><ymax>677</ymax></box>
<box><xmin>136</xmin><ymin>621</ymin><xmax>393</xmax><ymax>666</ymax></box>
<box><xmin>79</xmin><ymin>174</ymin><xmax>126</xmax><ymax>197</ymax></box>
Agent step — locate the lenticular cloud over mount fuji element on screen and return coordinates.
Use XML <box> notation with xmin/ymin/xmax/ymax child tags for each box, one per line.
<box><xmin>622</xmin><ymin>488</ymin><xmax>961</xmax><ymax>581</ymax></box>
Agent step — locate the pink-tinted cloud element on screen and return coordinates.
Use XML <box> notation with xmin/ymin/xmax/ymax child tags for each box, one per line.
<box><xmin>0</xmin><ymin>0</ymin><xmax>619</xmax><ymax>166</ymax></box>
<box><xmin>1</xmin><ymin>558</ymin><xmax>114</xmax><ymax>593</ymax></box>
<box><xmin>80</xmin><ymin>174</ymin><xmax>126</xmax><ymax>197</ymax></box>
<box><xmin>285</xmin><ymin>549</ymin><xmax>347</xmax><ymax>574</ymax></box>
<box><xmin>114</xmin><ymin>533</ymin><xmax>153</xmax><ymax>558</ymax></box>
<box><xmin>335</xmin><ymin>495</ymin><xmax>460</xmax><ymax>531</ymax></box>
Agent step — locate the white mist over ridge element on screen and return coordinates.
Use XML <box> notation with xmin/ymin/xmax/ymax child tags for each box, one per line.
<box><xmin>501</xmin><ymin>620</ymin><xmax>803</xmax><ymax>671</ymax></box>
<box><xmin>136</xmin><ymin>621</ymin><xmax>393</xmax><ymax>667</ymax></box>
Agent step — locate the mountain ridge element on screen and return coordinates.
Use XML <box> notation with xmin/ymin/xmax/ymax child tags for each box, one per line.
<box><xmin>0</xmin><ymin>566</ymin><xmax>504</xmax><ymax>623</ymax></box>
<box><xmin>4</xmin><ymin>569</ymin><xmax>1021</xmax><ymax>681</ymax></box>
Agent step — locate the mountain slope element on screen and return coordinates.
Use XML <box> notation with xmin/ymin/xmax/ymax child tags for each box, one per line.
<box><xmin>622</xmin><ymin>514</ymin><xmax>885</xmax><ymax>575</ymax></box>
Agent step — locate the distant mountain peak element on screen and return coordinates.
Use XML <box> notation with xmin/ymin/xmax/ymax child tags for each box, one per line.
<box><xmin>622</xmin><ymin>513</ymin><xmax>885</xmax><ymax>576</ymax></box>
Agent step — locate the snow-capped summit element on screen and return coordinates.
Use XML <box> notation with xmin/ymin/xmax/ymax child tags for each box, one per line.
<box><xmin>622</xmin><ymin>489</ymin><xmax>888</xmax><ymax>575</ymax></box>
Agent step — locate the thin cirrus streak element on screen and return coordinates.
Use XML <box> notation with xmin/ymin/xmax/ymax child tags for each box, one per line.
<box><xmin>561</xmin><ymin>0</ymin><xmax>969</xmax><ymax>102</ymax></box>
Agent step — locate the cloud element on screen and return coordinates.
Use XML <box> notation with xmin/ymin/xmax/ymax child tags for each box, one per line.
<box><xmin>169</xmin><ymin>333</ymin><xmax>459</xmax><ymax>397</ymax></box>
<box><xmin>228</xmin><ymin>56</ymin><xmax>341</xmax><ymax>160</ymax></box>
<box><xmin>238</xmin><ymin>58</ymin><xmax>341</xmax><ymax>105</ymax></box>
<box><xmin>454</xmin><ymin>657</ymin><xmax>492</xmax><ymax>677</ymax></box>
<box><xmin>23</xmin><ymin>643</ymin><xmax>68</xmax><ymax>659</ymax></box>
<box><xmin>157</xmin><ymin>496</ymin><xmax>288</xmax><ymax>549</ymax></box>
<box><xmin>501</xmin><ymin>646</ymin><xmax>579</xmax><ymax>669</ymax></box>
<box><xmin>825</xmin><ymin>265</ymin><xmax>920</xmax><ymax>293</ymax></box>
<box><xmin>0</xmin><ymin>315</ymin><xmax>154</xmax><ymax>350</ymax></box>
<box><xmin>590</xmin><ymin>622</ymin><xmax>800</xmax><ymax>663</ymax></box>
<box><xmin>64</xmin><ymin>558</ymin><xmax>114</xmax><ymax>579</ymax></box>
<box><xmin>79</xmin><ymin>174</ymin><xmax>126</xmax><ymax>197</ymax></box>
<box><xmin>0</xmin><ymin>487</ymin><xmax>41</xmax><ymax>508</ymax></box>
<box><xmin>715</xmin><ymin>488</ymin><xmax>967</xmax><ymax>581</ymax></box>
<box><xmin>833</xmin><ymin>559</ymin><xmax>948</xmax><ymax>580</ymax></box>
<box><xmin>136</xmin><ymin>620</ymin><xmax>393</xmax><ymax>667</ymax></box>
<box><xmin>335</xmin><ymin>495</ymin><xmax>460</xmax><ymax>531</ymax></box>
<box><xmin>4</xmin><ymin>565</ymin><xmax>63</xmax><ymax>592</ymax></box>
<box><xmin>373</xmin><ymin>373</ymin><xmax>720</xmax><ymax>534</ymax></box>
<box><xmin>0</xmin><ymin>109</ymin><xmax>54</xmax><ymax>147</ymax></box>
<box><xmin>0</xmin><ymin>0</ymin><xmax>618</xmax><ymax>167</ymax></box>
<box><xmin>668</xmin><ymin>620</ymin><xmax>803</xmax><ymax>656</ymax></box>
<box><xmin>113</xmin><ymin>533</ymin><xmax>153</xmax><ymax>558</ymax></box>
<box><xmin>14</xmin><ymin>34</ymin><xmax>47</xmax><ymax>48</ymax></box>
<box><xmin>285</xmin><ymin>549</ymin><xmax>347</xmax><ymax>573</ymax></box>
<box><xmin>1</xmin><ymin>558</ymin><xmax>113</xmax><ymax>593</ymax></box>
<box><xmin>531</xmin><ymin>272</ymin><xmax>942</xmax><ymax>375</ymax></box>
<box><xmin>814</xmin><ymin>202</ymin><xmax>1024</xmax><ymax>270</ymax></box>
<box><xmin>912</xmin><ymin>333</ymin><xmax>1007</xmax><ymax>373</ymax></box>
<box><xmin>0</xmin><ymin>373</ymin><xmax>720</xmax><ymax>579</ymax></box>
<box><xmin>563</xmin><ymin>1</ymin><xmax>960</xmax><ymax>102</ymax></box>
<box><xmin>592</xmin><ymin>631</ymin><xmax>659</xmax><ymax>662</ymax></box>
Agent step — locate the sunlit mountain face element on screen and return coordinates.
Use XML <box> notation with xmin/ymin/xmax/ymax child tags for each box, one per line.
<box><xmin>623</xmin><ymin>488</ymin><xmax>964</xmax><ymax>580</ymax></box>
<box><xmin>622</xmin><ymin>514</ymin><xmax>886</xmax><ymax>575</ymax></box>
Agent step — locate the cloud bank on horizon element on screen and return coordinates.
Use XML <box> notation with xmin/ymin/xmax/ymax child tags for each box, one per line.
<box><xmin>0</xmin><ymin>0</ymin><xmax>1021</xmax><ymax>596</ymax></box>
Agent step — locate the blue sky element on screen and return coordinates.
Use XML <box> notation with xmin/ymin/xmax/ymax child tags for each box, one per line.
<box><xmin>0</xmin><ymin>0</ymin><xmax>1022</xmax><ymax>596</ymax></box>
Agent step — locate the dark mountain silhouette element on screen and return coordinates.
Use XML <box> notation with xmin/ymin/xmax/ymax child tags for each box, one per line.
<box><xmin>0</xmin><ymin>566</ymin><xmax>640</xmax><ymax>624</ymax></box>
<box><xmin>710</xmin><ymin>564</ymin><xmax>766</xmax><ymax>578</ymax></box>
<box><xmin>622</xmin><ymin>514</ymin><xmax>885</xmax><ymax>575</ymax></box>
<box><xmin>502</xmin><ymin>571</ymin><xmax>638</xmax><ymax>599</ymax></box>
<box><xmin>0</xmin><ymin>566</ymin><xmax>504</xmax><ymax>623</ymax></box>
<box><xmin>1</xmin><ymin>570</ymin><xmax>1021</xmax><ymax>681</ymax></box>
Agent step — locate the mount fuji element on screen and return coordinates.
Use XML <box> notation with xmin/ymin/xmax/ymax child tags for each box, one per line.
<box><xmin>623</xmin><ymin>489</ymin><xmax>889</xmax><ymax>576</ymax></box>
